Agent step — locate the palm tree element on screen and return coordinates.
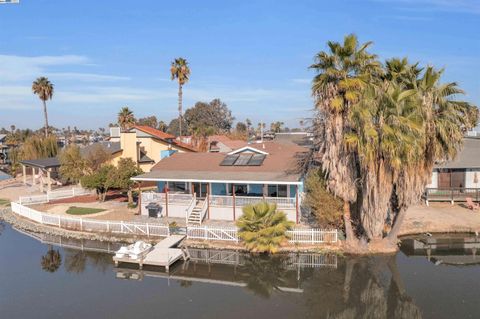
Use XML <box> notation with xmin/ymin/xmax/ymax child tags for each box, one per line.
<box><xmin>41</xmin><ymin>246</ymin><xmax>62</xmax><ymax>273</ymax></box>
<box><xmin>117</xmin><ymin>106</ymin><xmax>135</xmax><ymax>131</ymax></box>
<box><xmin>270</xmin><ymin>121</ymin><xmax>284</xmax><ymax>133</ymax></box>
<box><xmin>310</xmin><ymin>34</ymin><xmax>381</xmax><ymax>243</ymax></box>
<box><xmin>170</xmin><ymin>57</ymin><xmax>191</xmax><ymax>137</ymax></box>
<box><xmin>245</xmin><ymin>118</ymin><xmax>252</xmax><ymax>139</ymax></box>
<box><xmin>32</xmin><ymin>77</ymin><xmax>54</xmax><ymax>137</ymax></box>
<box><xmin>236</xmin><ymin>202</ymin><xmax>294</xmax><ymax>253</ymax></box>
<box><xmin>310</xmin><ymin>35</ymin><xmax>477</xmax><ymax>248</ymax></box>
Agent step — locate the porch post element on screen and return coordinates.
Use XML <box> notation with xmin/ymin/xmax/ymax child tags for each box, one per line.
<box><xmin>295</xmin><ymin>185</ymin><xmax>299</xmax><ymax>224</ymax></box>
<box><xmin>22</xmin><ymin>164</ymin><xmax>26</xmax><ymax>185</ymax></box>
<box><xmin>137</xmin><ymin>182</ymin><xmax>142</xmax><ymax>215</ymax></box>
<box><xmin>263</xmin><ymin>184</ymin><xmax>266</xmax><ymax>200</ymax></box>
<box><xmin>232</xmin><ymin>184</ymin><xmax>236</xmax><ymax>221</ymax></box>
<box><xmin>165</xmin><ymin>189</ymin><xmax>169</xmax><ymax>217</ymax></box>
<box><xmin>207</xmin><ymin>183</ymin><xmax>210</xmax><ymax>220</ymax></box>
<box><xmin>32</xmin><ymin>167</ymin><xmax>36</xmax><ymax>185</ymax></box>
<box><xmin>39</xmin><ymin>170</ymin><xmax>44</xmax><ymax>193</ymax></box>
<box><xmin>47</xmin><ymin>169</ymin><xmax>52</xmax><ymax>192</ymax></box>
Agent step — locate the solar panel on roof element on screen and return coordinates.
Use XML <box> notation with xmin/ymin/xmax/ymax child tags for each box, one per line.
<box><xmin>248</xmin><ymin>154</ymin><xmax>266</xmax><ymax>166</ymax></box>
<box><xmin>234</xmin><ymin>154</ymin><xmax>253</xmax><ymax>166</ymax></box>
<box><xmin>220</xmin><ymin>154</ymin><xmax>239</xmax><ymax>166</ymax></box>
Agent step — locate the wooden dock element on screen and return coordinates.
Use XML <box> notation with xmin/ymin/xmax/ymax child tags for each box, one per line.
<box><xmin>113</xmin><ymin>235</ymin><xmax>189</xmax><ymax>272</ymax></box>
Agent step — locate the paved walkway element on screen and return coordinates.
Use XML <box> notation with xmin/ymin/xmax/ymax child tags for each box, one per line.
<box><xmin>399</xmin><ymin>202</ymin><xmax>480</xmax><ymax>236</ymax></box>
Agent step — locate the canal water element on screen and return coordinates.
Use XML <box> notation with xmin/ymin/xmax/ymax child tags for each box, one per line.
<box><xmin>1</xmin><ymin>222</ymin><xmax>480</xmax><ymax>319</ymax></box>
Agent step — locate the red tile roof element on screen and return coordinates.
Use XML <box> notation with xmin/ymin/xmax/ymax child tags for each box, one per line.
<box><xmin>134</xmin><ymin>125</ymin><xmax>197</xmax><ymax>152</ymax></box>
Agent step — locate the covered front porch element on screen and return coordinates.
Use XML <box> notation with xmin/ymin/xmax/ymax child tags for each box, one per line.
<box><xmin>137</xmin><ymin>180</ymin><xmax>303</xmax><ymax>224</ymax></box>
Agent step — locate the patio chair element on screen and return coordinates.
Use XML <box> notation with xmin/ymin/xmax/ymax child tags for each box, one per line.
<box><xmin>465</xmin><ymin>197</ymin><xmax>479</xmax><ymax>210</ymax></box>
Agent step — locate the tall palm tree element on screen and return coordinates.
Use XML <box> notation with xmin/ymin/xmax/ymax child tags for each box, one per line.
<box><xmin>310</xmin><ymin>34</ymin><xmax>381</xmax><ymax>243</ymax></box>
<box><xmin>117</xmin><ymin>106</ymin><xmax>135</xmax><ymax>131</ymax></box>
<box><xmin>170</xmin><ymin>57</ymin><xmax>191</xmax><ymax>137</ymax></box>
<box><xmin>32</xmin><ymin>77</ymin><xmax>54</xmax><ymax>137</ymax></box>
<box><xmin>310</xmin><ymin>35</ymin><xmax>477</xmax><ymax>247</ymax></box>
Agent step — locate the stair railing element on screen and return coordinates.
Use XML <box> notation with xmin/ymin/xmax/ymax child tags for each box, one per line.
<box><xmin>185</xmin><ymin>193</ymin><xmax>197</xmax><ymax>224</ymax></box>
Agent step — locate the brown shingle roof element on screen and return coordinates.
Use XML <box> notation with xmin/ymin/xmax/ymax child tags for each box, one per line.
<box><xmin>134</xmin><ymin>125</ymin><xmax>198</xmax><ymax>152</ymax></box>
<box><xmin>133</xmin><ymin>142</ymin><xmax>306</xmax><ymax>183</ymax></box>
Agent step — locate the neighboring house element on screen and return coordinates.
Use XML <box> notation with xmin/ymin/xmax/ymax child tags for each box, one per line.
<box><xmin>207</xmin><ymin>135</ymin><xmax>246</xmax><ymax>153</ymax></box>
<box><xmin>133</xmin><ymin>142</ymin><xmax>307</xmax><ymax>224</ymax></box>
<box><xmin>273</xmin><ymin>132</ymin><xmax>313</xmax><ymax>147</ymax></box>
<box><xmin>105</xmin><ymin>125</ymin><xmax>197</xmax><ymax>171</ymax></box>
<box><xmin>427</xmin><ymin>138</ymin><xmax>480</xmax><ymax>189</ymax></box>
<box><xmin>0</xmin><ymin>134</ymin><xmax>8</xmax><ymax>164</ymax></box>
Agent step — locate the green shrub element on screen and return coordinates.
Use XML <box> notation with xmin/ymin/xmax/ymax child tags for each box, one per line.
<box><xmin>236</xmin><ymin>202</ymin><xmax>294</xmax><ymax>254</ymax></box>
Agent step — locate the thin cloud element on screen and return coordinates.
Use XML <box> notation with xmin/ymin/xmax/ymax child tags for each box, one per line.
<box><xmin>0</xmin><ymin>54</ymin><xmax>89</xmax><ymax>81</ymax></box>
<box><xmin>47</xmin><ymin>72</ymin><xmax>130</xmax><ymax>82</ymax></box>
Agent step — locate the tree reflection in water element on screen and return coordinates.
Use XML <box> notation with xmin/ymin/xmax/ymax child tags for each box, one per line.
<box><xmin>41</xmin><ymin>245</ymin><xmax>62</xmax><ymax>273</ymax></box>
<box><xmin>302</xmin><ymin>256</ymin><xmax>422</xmax><ymax>319</ymax></box>
<box><xmin>63</xmin><ymin>249</ymin><xmax>112</xmax><ymax>274</ymax></box>
<box><xmin>240</xmin><ymin>254</ymin><xmax>293</xmax><ymax>298</ymax></box>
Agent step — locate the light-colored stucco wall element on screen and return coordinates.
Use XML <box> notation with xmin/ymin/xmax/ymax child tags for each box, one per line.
<box><xmin>426</xmin><ymin>171</ymin><xmax>438</xmax><ymax>188</ymax></box>
<box><xmin>466</xmin><ymin>169</ymin><xmax>480</xmax><ymax>188</ymax></box>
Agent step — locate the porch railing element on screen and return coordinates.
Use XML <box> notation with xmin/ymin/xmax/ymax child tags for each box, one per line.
<box><xmin>209</xmin><ymin>195</ymin><xmax>296</xmax><ymax>208</ymax></box>
<box><xmin>142</xmin><ymin>192</ymin><xmax>193</xmax><ymax>205</ymax></box>
<box><xmin>425</xmin><ymin>188</ymin><xmax>480</xmax><ymax>204</ymax></box>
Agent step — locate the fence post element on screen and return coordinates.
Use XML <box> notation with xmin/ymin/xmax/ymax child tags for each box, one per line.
<box><xmin>147</xmin><ymin>223</ymin><xmax>150</xmax><ymax>237</ymax></box>
<box><xmin>58</xmin><ymin>216</ymin><xmax>61</xmax><ymax>227</ymax></box>
<box><xmin>311</xmin><ymin>229</ymin><xmax>314</xmax><ymax>244</ymax></box>
<box><xmin>204</xmin><ymin>226</ymin><xmax>208</xmax><ymax>240</ymax></box>
<box><xmin>80</xmin><ymin>218</ymin><xmax>83</xmax><ymax>231</ymax></box>
<box><xmin>107</xmin><ymin>221</ymin><xmax>110</xmax><ymax>233</ymax></box>
<box><xmin>72</xmin><ymin>188</ymin><xmax>76</xmax><ymax>197</ymax></box>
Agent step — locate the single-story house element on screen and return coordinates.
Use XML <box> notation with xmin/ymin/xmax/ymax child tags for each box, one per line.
<box><xmin>427</xmin><ymin>138</ymin><xmax>480</xmax><ymax>189</ymax></box>
<box><xmin>133</xmin><ymin>142</ymin><xmax>307</xmax><ymax>224</ymax></box>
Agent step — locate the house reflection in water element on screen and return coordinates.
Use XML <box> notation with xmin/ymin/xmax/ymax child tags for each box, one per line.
<box><xmin>401</xmin><ymin>233</ymin><xmax>480</xmax><ymax>266</ymax></box>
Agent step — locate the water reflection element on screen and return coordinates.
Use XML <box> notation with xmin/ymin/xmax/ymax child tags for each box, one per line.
<box><xmin>401</xmin><ymin>233</ymin><xmax>480</xmax><ymax>266</ymax></box>
<box><xmin>40</xmin><ymin>246</ymin><xmax>62</xmax><ymax>273</ymax></box>
<box><xmin>10</xmin><ymin>225</ymin><xmax>480</xmax><ymax>319</ymax></box>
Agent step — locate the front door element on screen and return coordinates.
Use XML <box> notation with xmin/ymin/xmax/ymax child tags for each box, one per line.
<box><xmin>192</xmin><ymin>183</ymin><xmax>208</xmax><ymax>198</ymax></box>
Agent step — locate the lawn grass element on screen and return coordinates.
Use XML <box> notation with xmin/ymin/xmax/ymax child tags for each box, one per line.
<box><xmin>66</xmin><ymin>206</ymin><xmax>106</xmax><ymax>215</ymax></box>
<box><xmin>0</xmin><ymin>198</ymin><xmax>10</xmax><ymax>207</ymax></box>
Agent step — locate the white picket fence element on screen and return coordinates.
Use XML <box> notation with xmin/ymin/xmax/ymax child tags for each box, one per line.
<box><xmin>186</xmin><ymin>225</ymin><xmax>337</xmax><ymax>244</ymax></box>
<box><xmin>11</xmin><ymin>202</ymin><xmax>170</xmax><ymax>237</ymax></box>
<box><xmin>287</xmin><ymin>228</ymin><xmax>338</xmax><ymax>244</ymax></box>
<box><xmin>11</xmin><ymin>201</ymin><xmax>337</xmax><ymax>244</ymax></box>
<box><xmin>187</xmin><ymin>225</ymin><xmax>240</xmax><ymax>242</ymax></box>
<box><xmin>18</xmin><ymin>187</ymin><xmax>92</xmax><ymax>205</ymax></box>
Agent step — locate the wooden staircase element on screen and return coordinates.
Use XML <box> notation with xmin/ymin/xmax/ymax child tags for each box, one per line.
<box><xmin>187</xmin><ymin>200</ymin><xmax>205</xmax><ymax>225</ymax></box>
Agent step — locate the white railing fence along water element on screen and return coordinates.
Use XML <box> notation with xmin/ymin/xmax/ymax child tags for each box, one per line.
<box><xmin>19</xmin><ymin>187</ymin><xmax>92</xmax><ymax>205</ymax></box>
<box><xmin>286</xmin><ymin>228</ymin><xmax>338</xmax><ymax>244</ymax></box>
<box><xmin>11</xmin><ymin>202</ymin><xmax>170</xmax><ymax>237</ymax></box>
<box><xmin>186</xmin><ymin>225</ymin><xmax>337</xmax><ymax>244</ymax></box>
<box><xmin>187</xmin><ymin>225</ymin><xmax>240</xmax><ymax>242</ymax></box>
<box><xmin>11</xmin><ymin>202</ymin><xmax>337</xmax><ymax>245</ymax></box>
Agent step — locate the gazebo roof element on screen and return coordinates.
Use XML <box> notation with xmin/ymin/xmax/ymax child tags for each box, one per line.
<box><xmin>20</xmin><ymin>157</ymin><xmax>60</xmax><ymax>169</ymax></box>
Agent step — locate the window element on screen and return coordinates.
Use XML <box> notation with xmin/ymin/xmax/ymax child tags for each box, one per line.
<box><xmin>167</xmin><ymin>181</ymin><xmax>187</xmax><ymax>193</ymax></box>
<box><xmin>267</xmin><ymin>184</ymin><xmax>288</xmax><ymax>197</ymax></box>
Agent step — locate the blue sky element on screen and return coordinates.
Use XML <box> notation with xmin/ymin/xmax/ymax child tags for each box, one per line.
<box><xmin>0</xmin><ymin>0</ymin><xmax>479</xmax><ymax>130</ymax></box>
